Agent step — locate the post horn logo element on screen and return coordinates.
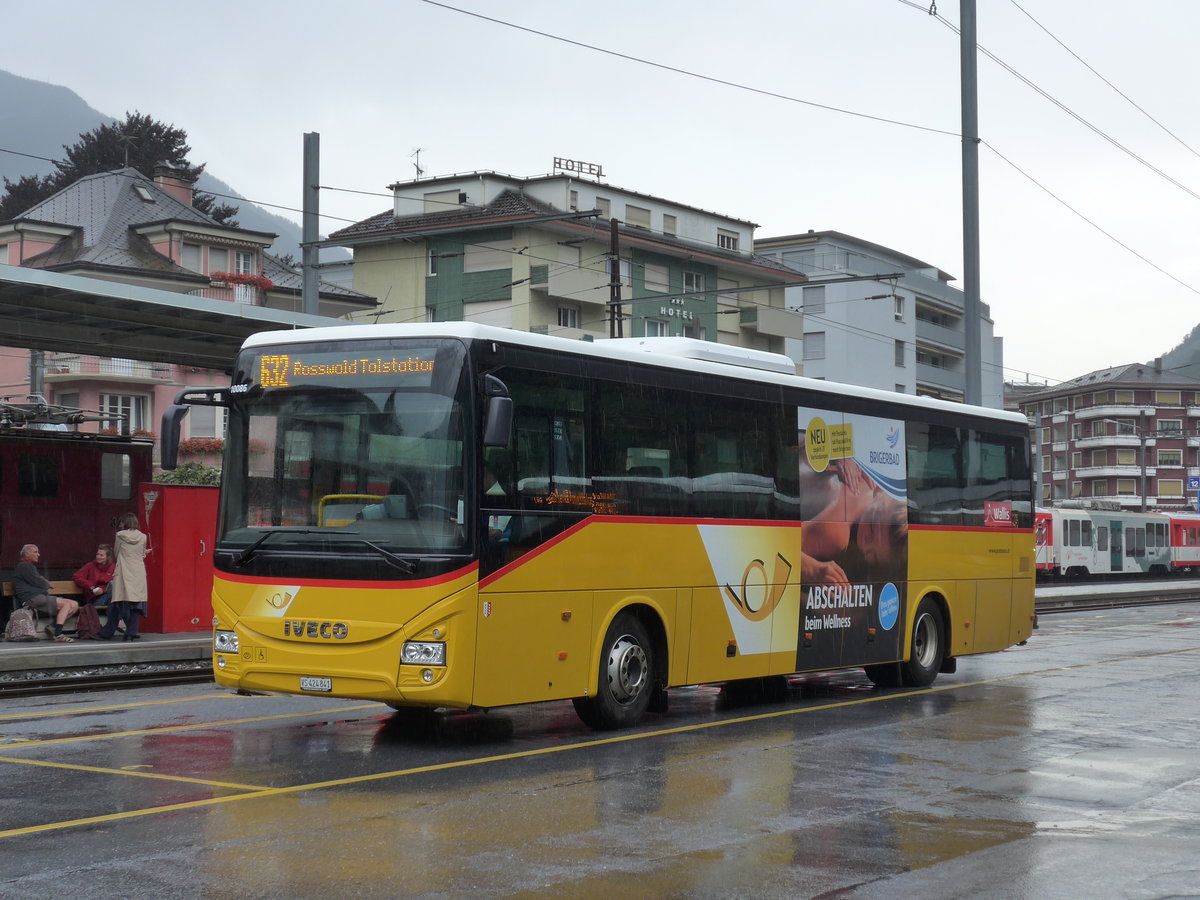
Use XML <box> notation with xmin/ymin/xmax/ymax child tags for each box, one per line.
<box><xmin>723</xmin><ymin>553</ymin><xmax>793</xmax><ymax>622</ymax></box>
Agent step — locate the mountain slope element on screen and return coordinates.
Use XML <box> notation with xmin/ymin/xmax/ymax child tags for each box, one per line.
<box><xmin>0</xmin><ymin>69</ymin><xmax>341</xmax><ymax>261</ymax></box>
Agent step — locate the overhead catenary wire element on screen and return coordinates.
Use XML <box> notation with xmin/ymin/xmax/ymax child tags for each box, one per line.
<box><xmin>4</xmin><ymin>4</ymin><xmax>1196</xmax><ymax>387</ymax></box>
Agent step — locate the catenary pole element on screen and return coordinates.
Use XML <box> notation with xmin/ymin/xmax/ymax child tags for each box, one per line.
<box><xmin>961</xmin><ymin>0</ymin><xmax>982</xmax><ymax>405</ymax></box>
<box><xmin>302</xmin><ymin>133</ymin><xmax>320</xmax><ymax>316</ymax></box>
<box><xmin>609</xmin><ymin>218</ymin><xmax>623</xmax><ymax>338</ymax></box>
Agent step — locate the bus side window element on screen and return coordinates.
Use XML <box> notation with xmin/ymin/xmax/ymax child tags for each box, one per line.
<box><xmin>906</xmin><ymin>422</ymin><xmax>965</xmax><ymax>527</ymax></box>
<box><xmin>596</xmin><ymin>381</ymin><xmax>687</xmax><ymax>517</ymax></box>
<box><xmin>690</xmin><ymin>392</ymin><xmax>781</xmax><ymax>520</ymax></box>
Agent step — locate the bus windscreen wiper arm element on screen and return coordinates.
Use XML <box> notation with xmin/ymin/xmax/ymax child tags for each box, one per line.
<box><xmin>233</xmin><ymin>528</ymin><xmax>321</xmax><ymax>566</ymax></box>
<box><xmin>356</xmin><ymin>539</ymin><xmax>417</xmax><ymax>574</ymax></box>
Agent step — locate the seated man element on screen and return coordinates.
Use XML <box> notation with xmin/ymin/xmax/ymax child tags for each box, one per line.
<box><xmin>73</xmin><ymin>544</ymin><xmax>115</xmax><ymax>606</ymax></box>
<box><xmin>13</xmin><ymin>543</ymin><xmax>79</xmax><ymax>642</ymax></box>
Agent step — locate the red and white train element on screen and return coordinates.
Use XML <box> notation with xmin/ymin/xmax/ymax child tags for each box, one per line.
<box><xmin>1035</xmin><ymin>504</ymin><xmax>1200</xmax><ymax>578</ymax></box>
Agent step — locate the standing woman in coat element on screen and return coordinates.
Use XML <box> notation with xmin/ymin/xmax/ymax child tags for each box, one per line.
<box><xmin>99</xmin><ymin>512</ymin><xmax>150</xmax><ymax>641</ymax></box>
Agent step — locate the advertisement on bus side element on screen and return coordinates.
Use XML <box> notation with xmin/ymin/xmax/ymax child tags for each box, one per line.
<box><xmin>794</xmin><ymin>408</ymin><xmax>908</xmax><ymax>669</ymax></box>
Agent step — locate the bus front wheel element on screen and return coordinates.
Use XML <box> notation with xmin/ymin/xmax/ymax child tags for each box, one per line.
<box><xmin>901</xmin><ymin>597</ymin><xmax>945</xmax><ymax>687</ymax></box>
<box><xmin>573</xmin><ymin>613</ymin><xmax>654</xmax><ymax>730</ymax></box>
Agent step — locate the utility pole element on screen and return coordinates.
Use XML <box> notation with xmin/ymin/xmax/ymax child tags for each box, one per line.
<box><xmin>301</xmin><ymin>132</ymin><xmax>320</xmax><ymax>316</ymax></box>
<box><xmin>608</xmin><ymin>218</ymin><xmax>623</xmax><ymax>338</ymax></box>
<box><xmin>961</xmin><ymin>0</ymin><xmax>982</xmax><ymax>406</ymax></box>
<box><xmin>28</xmin><ymin>350</ymin><xmax>44</xmax><ymax>399</ymax></box>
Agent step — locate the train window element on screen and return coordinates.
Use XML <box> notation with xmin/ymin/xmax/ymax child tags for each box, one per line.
<box><xmin>18</xmin><ymin>454</ymin><xmax>59</xmax><ymax>498</ymax></box>
<box><xmin>101</xmin><ymin>453</ymin><xmax>133</xmax><ymax>500</ymax></box>
<box><xmin>1067</xmin><ymin>519</ymin><xmax>1080</xmax><ymax>546</ymax></box>
<box><xmin>1126</xmin><ymin>527</ymin><xmax>1146</xmax><ymax>558</ymax></box>
<box><xmin>1097</xmin><ymin>526</ymin><xmax>1109</xmax><ymax>551</ymax></box>
<box><xmin>1081</xmin><ymin>520</ymin><xmax>1093</xmax><ymax>546</ymax></box>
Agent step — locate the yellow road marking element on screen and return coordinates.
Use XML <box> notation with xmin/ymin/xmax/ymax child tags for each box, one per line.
<box><xmin>2</xmin><ymin>644</ymin><xmax>1198</xmax><ymax>840</ymax></box>
<box><xmin>0</xmin><ymin>693</ymin><xmax>232</xmax><ymax>721</ymax></box>
<box><xmin>0</xmin><ymin>756</ymin><xmax>268</xmax><ymax>791</ymax></box>
<box><xmin>0</xmin><ymin>703</ymin><xmax>386</xmax><ymax>750</ymax></box>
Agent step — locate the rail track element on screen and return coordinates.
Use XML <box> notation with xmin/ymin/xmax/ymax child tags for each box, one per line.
<box><xmin>0</xmin><ymin>659</ymin><xmax>213</xmax><ymax>698</ymax></box>
<box><xmin>1035</xmin><ymin>580</ymin><xmax>1200</xmax><ymax>615</ymax></box>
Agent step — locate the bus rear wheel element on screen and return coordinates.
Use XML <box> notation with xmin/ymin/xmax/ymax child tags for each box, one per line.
<box><xmin>901</xmin><ymin>597</ymin><xmax>945</xmax><ymax>687</ymax></box>
<box><xmin>573</xmin><ymin>612</ymin><xmax>654</xmax><ymax>730</ymax></box>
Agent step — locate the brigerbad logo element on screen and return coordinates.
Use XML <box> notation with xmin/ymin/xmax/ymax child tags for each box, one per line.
<box><xmin>886</xmin><ymin>426</ymin><xmax>900</xmax><ymax>449</ymax></box>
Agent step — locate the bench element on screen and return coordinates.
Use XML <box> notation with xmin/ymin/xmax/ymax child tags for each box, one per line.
<box><xmin>2</xmin><ymin>580</ymin><xmax>103</xmax><ymax>634</ymax></box>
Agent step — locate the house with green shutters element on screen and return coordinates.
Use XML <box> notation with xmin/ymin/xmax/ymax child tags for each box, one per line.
<box><xmin>327</xmin><ymin>170</ymin><xmax>803</xmax><ymax>353</ymax></box>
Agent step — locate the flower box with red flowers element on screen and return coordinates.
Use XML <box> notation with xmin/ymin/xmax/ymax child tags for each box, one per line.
<box><xmin>210</xmin><ymin>271</ymin><xmax>273</xmax><ymax>291</ymax></box>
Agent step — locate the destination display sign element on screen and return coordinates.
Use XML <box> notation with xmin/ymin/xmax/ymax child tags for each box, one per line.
<box><xmin>249</xmin><ymin>350</ymin><xmax>439</xmax><ymax>389</ymax></box>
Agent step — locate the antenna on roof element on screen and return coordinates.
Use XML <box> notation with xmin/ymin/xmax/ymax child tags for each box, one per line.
<box><xmin>411</xmin><ymin>148</ymin><xmax>425</xmax><ymax>179</ymax></box>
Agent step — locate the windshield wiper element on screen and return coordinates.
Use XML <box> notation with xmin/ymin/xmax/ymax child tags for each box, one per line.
<box><xmin>231</xmin><ymin>528</ymin><xmax>321</xmax><ymax>566</ymax></box>
<box><xmin>229</xmin><ymin>530</ymin><xmax>416</xmax><ymax>573</ymax></box>
<box><xmin>355</xmin><ymin>539</ymin><xmax>418</xmax><ymax>574</ymax></box>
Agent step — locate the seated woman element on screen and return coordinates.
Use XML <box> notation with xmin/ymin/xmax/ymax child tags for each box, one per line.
<box><xmin>73</xmin><ymin>544</ymin><xmax>116</xmax><ymax>605</ymax></box>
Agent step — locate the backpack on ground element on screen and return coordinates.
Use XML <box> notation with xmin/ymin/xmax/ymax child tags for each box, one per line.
<box><xmin>5</xmin><ymin>606</ymin><xmax>40</xmax><ymax>642</ymax></box>
<box><xmin>76</xmin><ymin>603</ymin><xmax>101</xmax><ymax>640</ymax></box>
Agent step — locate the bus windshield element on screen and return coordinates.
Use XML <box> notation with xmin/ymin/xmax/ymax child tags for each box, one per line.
<box><xmin>216</xmin><ymin>339</ymin><xmax>471</xmax><ymax>573</ymax></box>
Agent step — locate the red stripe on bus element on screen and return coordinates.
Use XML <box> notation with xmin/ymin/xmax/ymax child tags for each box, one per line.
<box><xmin>908</xmin><ymin>523</ymin><xmax>1035</xmax><ymax>534</ymax></box>
<box><xmin>479</xmin><ymin>516</ymin><xmax>802</xmax><ymax>588</ymax></box>
<box><xmin>215</xmin><ymin>563</ymin><xmax>478</xmax><ymax>591</ymax></box>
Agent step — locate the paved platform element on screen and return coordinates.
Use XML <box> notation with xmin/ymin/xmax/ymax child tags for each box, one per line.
<box><xmin>3</xmin><ymin>585</ymin><xmax>1194</xmax><ymax>679</ymax></box>
<box><xmin>0</xmin><ymin>630</ymin><xmax>211</xmax><ymax>675</ymax></box>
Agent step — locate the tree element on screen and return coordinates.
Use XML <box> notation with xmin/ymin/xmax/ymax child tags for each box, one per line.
<box><xmin>0</xmin><ymin>111</ymin><xmax>238</xmax><ymax>224</ymax></box>
<box><xmin>0</xmin><ymin>173</ymin><xmax>55</xmax><ymax>220</ymax></box>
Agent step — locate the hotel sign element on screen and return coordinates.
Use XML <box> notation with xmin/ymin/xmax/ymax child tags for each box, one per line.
<box><xmin>553</xmin><ymin>157</ymin><xmax>604</xmax><ymax>177</ymax></box>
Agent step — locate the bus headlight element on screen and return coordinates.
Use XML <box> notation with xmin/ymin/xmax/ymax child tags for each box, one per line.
<box><xmin>214</xmin><ymin>630</ymin><xmax>239</xmax><ymax>653</ymax></box>
<box><xmin>402</xmin><ymin>641</ymin><xmax>446</xmax><ymax>666</ymax></box>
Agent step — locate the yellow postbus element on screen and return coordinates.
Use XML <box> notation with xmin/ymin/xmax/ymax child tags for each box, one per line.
<box><xmin>162</xmin><ymin>323</ymin><xmax>1035</xmax><ymax>729</ymax></box>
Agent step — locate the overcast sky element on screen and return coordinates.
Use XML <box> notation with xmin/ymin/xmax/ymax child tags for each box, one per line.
<box><xmin>6</xmin><ymin>0</ymin><xmax>1199</xmax><ymax>387</ymax></box>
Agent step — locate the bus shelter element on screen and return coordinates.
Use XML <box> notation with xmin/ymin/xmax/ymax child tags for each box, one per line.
<box><xmin>0</xmin><ymin>264</ymin><xmax>349</xmax><ymax>371</ymax></box>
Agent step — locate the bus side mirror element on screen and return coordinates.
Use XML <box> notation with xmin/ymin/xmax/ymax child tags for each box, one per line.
<box><xmin>160</xmin><ymin>405</ymin><xmax>190</xmax><ymax>470</ymax></box>
<box><xmin>483</xmin><ymin>396</ymin><xmax>512</xmax><ymax>448</ymax></box>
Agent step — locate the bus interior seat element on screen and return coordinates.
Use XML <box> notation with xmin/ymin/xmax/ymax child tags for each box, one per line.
<box><xmin>359</xmin><ymin>495</ymin><xmax>411</xmax><ymax>519</ymax></box>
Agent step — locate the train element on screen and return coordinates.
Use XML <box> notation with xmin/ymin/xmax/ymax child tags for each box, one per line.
<box><xmin>1</xmin><ymin>398</ymin><xmax>154</xmax><ymax>581</ymax></box>
<box><xmin>1035</xmin><ymin>503</ymin><xmax>1200</xmax><ymax>578</ymax></box>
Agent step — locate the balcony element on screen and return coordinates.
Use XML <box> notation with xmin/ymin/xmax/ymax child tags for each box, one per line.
<box><xmin>915</xmin><ymin>361</ymin><xmax>962</xmax><ymax>391</ymax></box>
<box><xmin>1074</xmin><ymin>466</ymin><xmax>1152</xmax><ymax>479</ymax></box>
<box><xmin>1073</xmin><ymin>404</ymin><xmax>1146</xmax><ymax>420</ymax></box>
<box><xmin>187</xmin><ymin>284</ymin><xmax>264</xmax><ymax>305</ymax></box>
<box><xmin>738</xmin><ymin>305</ymin><xmax>805</xmax><ymax>340</ymax></box>
<box><xmin>914</xmin><ymin>318</ymin><xmax>964</xmax><ymax>352</ymax></box>
<box><xmin>533</xmin><ymin>266</ymin><xmax>610</xmax><ymax>306</ymax></box>
<box><xmin>1074</xmin><ymin>434</ymin><xmax>1142</xmax><ymax>449</ymax></box>
<box><xmin>44</xmin><ymin>354</ymin><xmax>172</xmax><ymax>383</ymax></box>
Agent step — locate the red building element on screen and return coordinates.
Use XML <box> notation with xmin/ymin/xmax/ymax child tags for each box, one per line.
<box><xmin>1021</xmin><ymin>360</ymin><xmax>1200</xmax><ymax>511</ymax></box>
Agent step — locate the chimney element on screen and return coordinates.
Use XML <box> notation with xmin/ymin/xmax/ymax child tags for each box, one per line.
<box><xmin>153</xmin><ymin>163</ymin><xmax>194</xmax><ymax>206</ymax></box>
<box><xmin>1154</xmin><ymin>356</ymin><xmax>1163</xmax><ymax>374</ymax></box>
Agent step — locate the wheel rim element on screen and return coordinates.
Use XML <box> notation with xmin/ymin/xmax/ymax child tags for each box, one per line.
<box><xmin>605</xmin><ymin>634</ymin><xmax>648</xmax><ymax>704</ymax></box>
<box><xmin>912</xmin><ymin>612</ymin><xmax>938</xmax><ymax>670</ymax></box>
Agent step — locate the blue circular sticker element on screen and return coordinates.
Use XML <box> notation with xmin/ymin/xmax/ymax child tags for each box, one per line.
<box><xmin>878</xmin><ymin>583</ymin><xmax>899</xmax><ymax>631</ymax></box>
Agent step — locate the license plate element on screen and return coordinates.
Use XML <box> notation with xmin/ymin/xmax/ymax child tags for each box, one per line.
<box><xmin>300</xmin><ymin>676</ymin><xmax>332</xmax><ymax>692</ymax></box>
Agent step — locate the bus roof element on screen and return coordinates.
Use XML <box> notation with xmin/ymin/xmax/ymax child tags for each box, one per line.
<box><xmin>241</xmin><ymin>322</ymin><xmax>1027</xmax><ymax>427</ymax></box>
